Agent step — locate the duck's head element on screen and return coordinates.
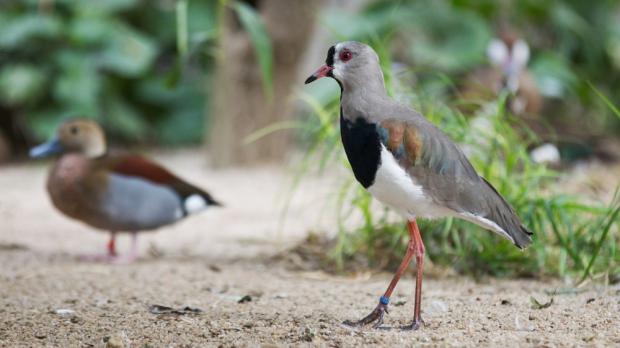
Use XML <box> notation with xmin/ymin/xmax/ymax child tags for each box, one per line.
<box><xmin>30</xmin><ymin>119</ymin><xmax>106</xmax><ymax>159</ymax></box>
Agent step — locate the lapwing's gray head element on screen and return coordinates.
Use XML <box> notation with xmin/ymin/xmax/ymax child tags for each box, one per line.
<box><xmin>305</xmin><ymin>41</ymin><xmax>385</xmax><ymax>92</ymax></box>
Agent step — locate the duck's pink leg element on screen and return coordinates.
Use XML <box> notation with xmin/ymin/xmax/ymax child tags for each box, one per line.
<box><xmin>78</xmin><ymin>232</ymin><xmax>119</xmax><ymax>262</ymax></box>
<box><xmin>107</xmin><ymin>232</ymin><xmax>117</xmax><ymax>256</ymax></box>
<box><xmin>110</xmin><ymin>233</ymin><xmax>138</xmax><ymax>264</ymax></box>
<box><xmin>79</xmin><ymin>232</ymin><xmax>139</xmax><ymax>264</ymax></box>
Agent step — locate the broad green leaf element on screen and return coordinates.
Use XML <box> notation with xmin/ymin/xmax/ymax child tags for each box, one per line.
<box><xmin>0</xmin><ymin>14</ymin><xmax>62</xmax><ymax>48</ymax></box>
<box><xmin>68</xmin><ymin>16</ymin><xmax>116</xmax><ymax>45</ymax></box>
<box><xmin>187</xmin><ymin>0</ymin><xmax>219</xmax><ymax>34</ymax></box>
<box><xmin>156</xmin><ymin>107</ymin><xmax>204</xmax><ymax>145</ymax></box>
<box><xmin>232</xmin><ymin>1</ymin><xmax>273</xmax><ymax>98</ymax></box>
<box><xmin>27</xmin><ymin>109</ymin><xmax>77</xmax><ymax>141</ymax></box>
<box><xmin>103</xmin><ymin>95</ymin><xmax>149</xmax><ymax>140</ymax></box>
<box><xmin>73</xmin><ymin>0</ymin><xmax>138</xmax><ymax>16</ymax></box>
<box><xmin>98</xmin><ymin>24</ymin><xmax>157</xmax><ymax>77</ymax></box>
<box><xmin>53</xmin><ymin>51</ymin><xmax>101</xmax><ymax>113</ymax></box>
<box><xmin>530</xmin><ymin>53</ymin><xmax>578</xmax><ymax>98</ymax></box>
<box><xmin>407</xmin><ymin>5</ymin><xmax>490</xmax><ymax>71</ymax></box>
<box><xmin>0</xmin><ymin>64</ymin><xmax>46</xmax><ymax>105</ymax></box>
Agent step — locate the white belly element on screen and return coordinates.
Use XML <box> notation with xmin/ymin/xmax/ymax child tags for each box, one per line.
<box><xmin>367</xmin><ymin>145</ymin><xmax>454</xmax><ymax>220</ymax></box>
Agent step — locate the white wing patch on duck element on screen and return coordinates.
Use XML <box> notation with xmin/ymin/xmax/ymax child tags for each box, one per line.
<box><xmin>184</xmin><ymin>194</ymin><xmax>208</xmax><ymax>215</ymax></box>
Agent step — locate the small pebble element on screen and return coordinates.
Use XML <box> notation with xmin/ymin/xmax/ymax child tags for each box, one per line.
<box><xmin>55</xmin><ymin>309</ymin><xmax>75</xmax><ymax>316</ymax></box>
<box><xmin>106</xmin><ymin>334</ymin><xmax>126</xmax><ymax>348</ymax></box>
<box><xmin>428</xmin><ymin>300</ymin><xmax>448</xmax><ymax>313</ymax></box>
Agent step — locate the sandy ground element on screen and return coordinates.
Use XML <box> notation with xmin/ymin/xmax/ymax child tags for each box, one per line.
<box><xmin>1</xmin><ymin>150</ymin><xmax>619</xmax><ymax>347</ymax></box>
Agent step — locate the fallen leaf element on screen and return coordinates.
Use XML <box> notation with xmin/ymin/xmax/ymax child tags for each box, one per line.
<box><xmin>148</xmin><ymin>304</ymin><xmax>203</xmax><ymax>315</ymax></box>
<box><xmin>0</xmin><ymin>243</ymin><xmax>28</xmax><ymax>251</ymax></box>
<box><xmin>530</xmin><ymin>297</ymin><xmax>553</xmax><ymax>309</ymax></box>
<box><xmin>238</xmin><ymin>295</ymin><xmax>252</xmax><ymax>303</ymax></box>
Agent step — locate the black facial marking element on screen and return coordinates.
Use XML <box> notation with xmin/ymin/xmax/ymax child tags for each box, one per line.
<box><xmin>340</xmin><ymin>112</ymin><xmax>381</xmax><ymax>188</ymax></box>
<box><xmin>334</xmin><ymin>76</ymin><xmax>343</xmax><ymax>92</ymax></box>
<box><xmin>326</xmin><ymin>45</ymin><xmax>335</xmax><ymax>67</ymax></box>
<box><xmin>70</xmin><ymin>126</ymin><xmax>79</xmax><ymax>135</ymax></box>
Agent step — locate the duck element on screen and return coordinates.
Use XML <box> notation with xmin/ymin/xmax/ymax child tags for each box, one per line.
<box><xmin>30</xmin><ymin>118</ymin><xmax>221</xmax><ymax>263</ymax></box>
<box><xmin>305</xmin><ymin>41</ymin><xmax>532</xmax><ymax>330</ymax></box>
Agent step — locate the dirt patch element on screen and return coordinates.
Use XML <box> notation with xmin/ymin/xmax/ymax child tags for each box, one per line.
<box><xmin>1</xmin><ymin>151</ymin><xmax>619</xmax><ymax>347</ymax></box>
<box><xmin>1</xmin><ymin>251</ymin><xmax>619</xmax><ymax>347</ymax></box>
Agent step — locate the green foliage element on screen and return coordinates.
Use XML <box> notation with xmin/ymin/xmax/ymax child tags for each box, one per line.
<box><xmin>231</xmin><ymin>1</ymin><xmax>273</xmax><ymax>99</ymax></box>
<box><xmin>0</xmin><ymin>0</ymin><xmax>218</xmax><ymax>144</ymax></box>
<box><xmin>323</xmin><ymin>0</ymin><xmax>620</xmax><ymax>133</ymax></box>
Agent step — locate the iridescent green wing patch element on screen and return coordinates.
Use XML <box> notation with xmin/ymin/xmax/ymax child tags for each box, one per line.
<box><xmin>377</xmin><ymin>119</ymin><xmax>423</xmax><ymax>168</ymax></box>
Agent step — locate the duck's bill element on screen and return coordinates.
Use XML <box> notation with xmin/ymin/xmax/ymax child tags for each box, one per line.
<box><xmin>29</xmin><ymin>139</ymin><xmax>63</xmax><ymax>158</ymax></box>
<box><xmin>304</xmin><ymin>65</ymin><xmax>334</xmax><ymax>84</ymax></box>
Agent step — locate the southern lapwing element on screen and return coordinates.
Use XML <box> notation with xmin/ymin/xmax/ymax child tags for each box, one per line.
<box><xmin>305</xmin><ymin>42</ymin><xmax>532</xmax><ymax>330</ymax></box>
<box><xmin>30</xmin><ymin>119</ymin><xmax>221</xmax><ymax>263</ymax></box>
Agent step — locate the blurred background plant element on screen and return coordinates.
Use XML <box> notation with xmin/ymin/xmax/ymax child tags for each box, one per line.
<box><xmin>2</xmin><ymin>0</ymin><xmax>620</xmax><ymax>159</ymax></box>
<box><xmin>1</xmin><ymin>0</ymin><xmax>619</xmax><ymax>282</ymax></box>
<box><xmin>0</xmin><ymin>0</ymin><xmax>219</xmax><ymax>156</ymax></box>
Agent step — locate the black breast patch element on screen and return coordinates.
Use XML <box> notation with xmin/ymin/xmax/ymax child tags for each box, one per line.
<box><xmin>340</xmin><ymin>112</ymin><xmax>382</xmax><ymax>188</ymax></box>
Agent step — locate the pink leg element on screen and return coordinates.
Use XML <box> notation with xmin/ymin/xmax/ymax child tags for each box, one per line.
<box><xmin>79</xmin><ymin>232</ymin><xmax>118</xmax><ymax>262</ymax></box>
<box><xmin>107</xmin><ymin>232</ymin><xmax>117</xmax><ymax>256</ymax></box>
<box><xmin>402</xmin><ymin>219</ymin><xmax>425</xmax><ymax>330</ymax></box>
<box><xmin>79</xmin><ymin>232</ymin><xmax>139</xmax><ymax>264</ymax></box>
<box><xmin>110</xmin><ymin>233</ymin><xmax>139</xmax><ymax>264</ymax></box>
<box><xmin>343</xmin><ymin>220</ymin><xmax>420</xmax><ymax>329</ymax></box>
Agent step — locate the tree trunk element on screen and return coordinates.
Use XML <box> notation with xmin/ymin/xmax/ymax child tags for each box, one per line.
<box><xmin>208</xmin><ymin>0</ymin><xmax>321</xmax><ymax>167</ymax></box>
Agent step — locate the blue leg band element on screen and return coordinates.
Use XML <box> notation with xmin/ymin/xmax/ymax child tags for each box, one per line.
<box><xmin>379</xmin><ymin>296</ymin><xmax>389</xmax><ymax>305</ymax></box>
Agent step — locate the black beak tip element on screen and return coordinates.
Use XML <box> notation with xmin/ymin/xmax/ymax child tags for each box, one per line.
<box><xmin>304</xmin><ymin>75</ymin><xmax>317</xmax><ymax>85</ymax></box>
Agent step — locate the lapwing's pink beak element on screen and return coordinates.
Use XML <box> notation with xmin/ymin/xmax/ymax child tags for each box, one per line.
<box><xmin>305</xmin><ymin>65</ymin><xmax>333</xmax><ymax>84</ymax></box>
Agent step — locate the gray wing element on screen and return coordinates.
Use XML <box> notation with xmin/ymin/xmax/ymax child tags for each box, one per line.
<box><xmin>100</xmin><ymin>173</ymin><xmax>184</xmax><ymax>231</ymax></box>
<box><xmin>377</xmin><ymin>115</ymin><xmax>533</xmax><ymax>248</ymax></box>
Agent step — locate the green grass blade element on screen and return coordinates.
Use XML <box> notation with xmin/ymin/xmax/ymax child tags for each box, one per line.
<box><xmin>588</xmin><ymin>81</ymin><xmax>620</xmax><ymax>120</ymax></box>
<box><xmin>232</xmin><ymin>1</ymin><xmax>273</xmax><ymax>99</ymax></box>
<box><xmin>175</xmin><ymin>0</ymin><xmax>188</xmax><ymax>59</ymax></box>
<box><xmin>544</xmin><ymin>203</ymin><xmax>584</xmax><ymax>270</ymax></box>
<box><xmin>579</xmin><ymin>190</ymin><xmax>620</xmax><ymax>284</ymax></box>
<box><xmin>243</xmin><ymin>120</ymin><xmax>305</xmax><ymax>144</ymax></box>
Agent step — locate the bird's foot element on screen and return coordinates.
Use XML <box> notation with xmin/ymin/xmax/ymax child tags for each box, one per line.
<box><xmin>343</xmin><ymin>301</ymin><xmax>389</xmax><ymax>329</ymax></box>
<box><xmin>401</xmin><ymin>317</ymin><xmax>424</xmax><ymax>331</ymax></box>
<box><xmin>78</xmin><ymin>253</ymin><xmax>137</xmax><ymax>264</ymax></box>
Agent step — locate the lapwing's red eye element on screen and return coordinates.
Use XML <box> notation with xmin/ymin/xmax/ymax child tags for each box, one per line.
<box><xmin>339</xmin><ymin>51</ymin><xmax>352</xmax><ymax>62</ymax></box>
